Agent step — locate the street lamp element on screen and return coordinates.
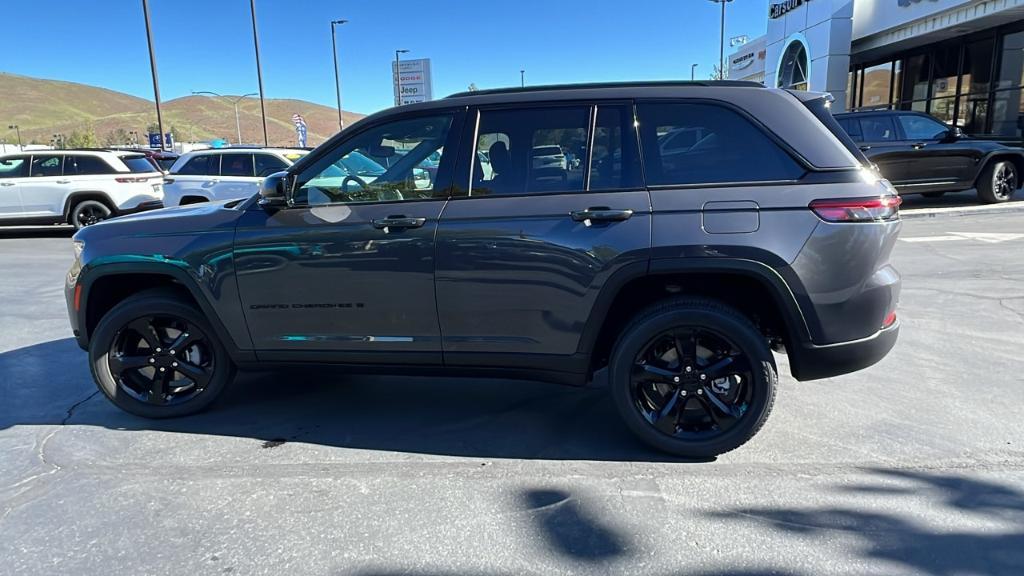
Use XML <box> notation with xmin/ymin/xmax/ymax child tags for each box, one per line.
<box><xmin>249</xmin><ymin>0</ymin><xmax>269</xmax><ymax>145</ymax></box>
<box><xmin>192</xmin><ymin>91</ymin><xmax>258</xmax><ymax>145</ymax></box>
<box><xmin>330</xmin><ymin>19</ymin><xmax>349</xmax><ymax>131</ymax></box>
<box><xmin>520</xmin><ymin>69</ymin><xmax>525</xmax><ymax>87</ymax></box>
<box><xmin>708</xmin><ymin>0</ymin><xmax>734</xmax><ymax>79</ymax></box>
<box><xmin>691</xmin><ymin>63</ymin><xmax>699</xmax><ymax>81</ymax></box>
<box><xmin>7</xmin><ymin>124</ymin><xmax>21</xmax><ymax>148</ymax></box>
<box><xmin>395</xmin><ymin>49</ymin><xmax>410</xmax><ymax>106</ymax></box>
<box><xmin>141</xmin><ymin>0</ymin><xmax>167</xmax><ymax>151</ymax></box>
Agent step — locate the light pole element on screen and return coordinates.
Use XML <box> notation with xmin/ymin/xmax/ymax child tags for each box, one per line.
<box><xmin>249</xmin><ymin>0</ymin><xmax>269</xmax><ymax>145</ymax></box>
<box><xmin>331</xmin><ymin>19</ymin><xmax>348</xmax><ymax>131</ymax></box>
<box><xmin>520</xmin><ymin>69</ymin><xmax>525</xmax><ymax>87</ymax></box>
<box><xmin>141</xmin><ymin>0</ymin><xmax>167</xmax><ymax>151</ymax></box>
<box><xmin>690</xmin><ymin>63</ymin><xmax>699</xmax><ymax>81</ymax></box>
<box><xmin>7</xmin><ymin>125</ymin><xmax>21</xmax><ymax>148</ymax></box>
<box><xmin>395</xmin><ymin>49</ymin><xmax>410</xmax><ymax>106</ymax></box>
<box><xmin>708</xmin><ymin>0</ymin><xmax>733</xmax><ymax>79</ymax></box>
<box><xmin>192</xmin><ymin>91</ymin><xmax>258</xmax><ymax>144</ymax></box>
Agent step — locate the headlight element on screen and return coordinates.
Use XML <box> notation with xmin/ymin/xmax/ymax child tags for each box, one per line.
<box><xmin>73</xmin><ymin>240</ymin><xmax>85</xmax><ymax>259</ymax></box>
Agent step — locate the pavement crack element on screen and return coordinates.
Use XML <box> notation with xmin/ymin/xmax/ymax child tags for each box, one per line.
<box><xmin>62</xmin><ymin>390</ymin><xmax>100</xmax><ymax>425</ymax></box>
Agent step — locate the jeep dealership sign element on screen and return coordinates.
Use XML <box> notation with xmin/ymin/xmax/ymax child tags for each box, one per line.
<box><xmin>392</xmin><ymin>58</ymin><xmax>434</xmax><ymax>106</ymax></box>
<box><xmin>769</xmin><ymin>0</ymin><xmax>810</xmax><ymax>19</ymax></box>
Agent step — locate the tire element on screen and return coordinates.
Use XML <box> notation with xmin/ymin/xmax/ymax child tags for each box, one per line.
<box><xmin>70</xmin><ymin>199</ymin><xmax>112</xmax><ymax>229</ymax></box>
<box><xmin>920</xmin><ymin>192</ymin><xmax>945</xmax><ymax>199</ymax></box>
<box><xmin>977</xmin><ymin>160</ymin><xmax>1018</xmax><ymax>204</ymax></box>
<box><xmin>88</xmin><ymin>289</ymin><xmax>235</xmax><ymax>418</ymax></box>
<box><xmin>609</xmin><ymin>297</ymin><xmax>777</xmax><ymax>459</ymax></box>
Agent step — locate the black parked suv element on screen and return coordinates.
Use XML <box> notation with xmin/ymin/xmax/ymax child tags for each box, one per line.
<box><xmin>66</xmin><ymin>82</ymin><xmax>902</xmax><ymax>458</ymax></box>
<box><xmin>835</xmin><ymin>109</ymin><xmax>1023</xmax><ymax>204</ymax></box>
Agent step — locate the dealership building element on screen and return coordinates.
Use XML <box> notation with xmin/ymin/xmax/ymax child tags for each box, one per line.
<box><xmin>729</xmin><ymin>0</ymin><xmax>1024</xmax><ymax>138</ymax></box>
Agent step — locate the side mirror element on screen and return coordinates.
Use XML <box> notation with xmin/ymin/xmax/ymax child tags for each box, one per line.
<box><xmin>943</xmin><ymin>127</ymin><xmax>965</xmax><ymax>142</ymax></box>
<box><xmin>258</xmin><ymin>171</ymin><xmax>290</xmax><ymax>207</ymax></box>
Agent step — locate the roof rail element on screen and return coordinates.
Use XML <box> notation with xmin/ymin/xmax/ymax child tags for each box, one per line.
<box><xmin>446</xmin><ymin>80</ymin><xmax>764</xmax><ymax>99</ymax></box>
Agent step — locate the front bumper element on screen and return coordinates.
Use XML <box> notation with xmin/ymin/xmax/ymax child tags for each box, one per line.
<box><xmin>788</xmin><ymin>320</ymin><xmax>900</xmax><ymax>381</ymax></box>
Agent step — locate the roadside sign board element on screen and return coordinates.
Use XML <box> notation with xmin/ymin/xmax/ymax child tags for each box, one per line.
<box><xmin>392</xmin><ymin>58</ymin><xmax>433</xmax><ymax>106</ymax></box>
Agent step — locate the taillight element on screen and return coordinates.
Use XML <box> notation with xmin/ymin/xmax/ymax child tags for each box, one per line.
<box><xmin>73</xmin><ymin>284</ymin><xmax>82</xmax><ymax>312</ymax></box>
<box><xmin>809</xmin><ymin>195</ymin><xmax>901</xmax><ymax>223</ymax></box>
<box><xmin>115</xmin><ymin>176</ymin><xmax>149</xmax><ymax>183</ymax></box>
<box><xmin>882</xmin><ymin>310</ymin><xmax>897</xmax><ymax>329</ymax></box>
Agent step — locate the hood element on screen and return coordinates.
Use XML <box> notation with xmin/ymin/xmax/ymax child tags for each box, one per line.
<box><xmin>74</xmin><ymin>199</ymin><xmax>246</xmax><ymax>244</ymax></box>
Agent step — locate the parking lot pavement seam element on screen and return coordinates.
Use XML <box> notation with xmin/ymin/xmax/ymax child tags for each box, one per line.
<box><xmin>61</xmin><ymin>390</ymin><xmax>100</xmax><ymax>425</ymax></box>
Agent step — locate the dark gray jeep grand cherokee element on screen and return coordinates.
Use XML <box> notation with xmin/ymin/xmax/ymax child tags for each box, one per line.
<box><xmin>66</xmin><ymin>82</ymin><xmax>901</xmax><ymax>458</ymax></box>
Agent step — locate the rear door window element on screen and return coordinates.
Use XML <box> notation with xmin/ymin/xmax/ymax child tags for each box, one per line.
<box><xmin>636</xmin><ymin>101</ymin><xmax>804</xmax><ymax>186</ymax></box>
<box><xmin>64</xmin><ymin>155</ymin><xmax>116</xmax><ymax>175</ymax></box>
<box><xmin>0</xmin><ymin>157</ymin><xmax>28</xmax><ymax>178</ymax></box>
<box><xmin>30</xmin><ymin>154</ymin><xmax>63</xmax><ymax>177</ymax></box>
<box><xmin>220</xmin><ymin>154</ymin><xmax>254</xmax><ymax>177</ymax></box>
<box><xmin>176</xmin><ymin>154</ymin><xmax>219</xmax><ymax>176</ymax></box>
<box><xmin>472</xmin><ymin>106</ymin><xmax>589</xmax><ymax>196</ymax></box>
<box><xmin>858</xmin><ymin>116</ymin><xmax>898</xmax><ymax>141</ymax></box>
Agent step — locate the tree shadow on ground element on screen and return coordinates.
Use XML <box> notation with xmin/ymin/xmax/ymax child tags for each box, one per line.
<box><xmin>0</xmin><ymin>338</ymin><xmax>690</xmax><ymax>462</ymax></box>
<box><xmin>710</xmin><ymin>468</ymin><xmax>1024</xmax><ymax>576</ymax></box>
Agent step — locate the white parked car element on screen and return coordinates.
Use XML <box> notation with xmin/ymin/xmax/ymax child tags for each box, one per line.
<box><xmin>531</xmin><ymin>145</ymin><xmax>568</xmax><ymax>171</ymax></box>
<box><xmin>163</xmin><ymin>148</ymin><xmax>308</xmax><ymax>207</ymax></box>
<box><xmin>0</xmin><ymin>150</ymin><xmax>165</xmax><ymax>229</ymax></box>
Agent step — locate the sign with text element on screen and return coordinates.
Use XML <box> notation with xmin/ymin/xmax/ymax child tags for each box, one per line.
<box><xmin>769</xmin><ymin>0</ymin><xmax>811</xmax><ymax>19</ymax></box>
<box><xmin>392</xmin><ymin>58</ymin><xmax>434</xmax><ymax>106</ymax></box>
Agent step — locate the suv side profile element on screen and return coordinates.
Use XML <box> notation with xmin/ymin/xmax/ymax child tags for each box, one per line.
<box><xmin>163</xmin><ymin>148</ymin><xmax>308</xmax><ymax>207</ymax></box>
<box><xmin>0</xmin><ymin>150</ymin><xmax>164</xmax><ymax>229</ymax></box>
<box><xmin>67</xmin><ymin>82</ymin><xmax>901</xmax><ymax>458</ymax></box>
<box><xmin>834</xmin><ymin>109</ymin><xmax>1023</xmax><ymax>204</ymax></box>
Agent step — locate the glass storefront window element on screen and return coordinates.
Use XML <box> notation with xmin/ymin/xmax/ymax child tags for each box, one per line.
<box><xmin>778</xmin><ymin>40</ymin><xmax>809</xmax><ymax>90</ymax></box>
<box><xmin>991</xmin><ymin>89</ymin><xmax>1024</xmax><ymax>137</ymax></box>
<box><xmin>931</xmin><ymin>46</ymin><xmax>959</xmax><ymax>100</ymax></box>
<box><xmin>959</xmin><ymin>95</ymin><xmax>989</xmax><ymax>133</ymax></box>
<box><xmin>963</xmin><ymin>38</ymin><xmax>994</xmax><ymax>95</ymax></box>
<box><xmin>930</xmin><ymin>97</ymin><xmax>957</xmax><ymax>125</ymax></box>
<box><xmin>997</xmin><ymin>31</ymin><xmax>1024</xmax><ymax>90</ymax></box>
<box><xmin>847</xmin><ymin>70</ymin><xmax>856</xmax><ymax>109</ymax></box>
<box><xmin>892</xmin><ymin>61</ymin><xmax>902</xmax><ymax>106</ymax></box>
<box><xmin>901</xmin><ymin>54</ymin><xmax>930</xmax><ymax>101</ymax></box>
<box><xmin>861</xmin><ymin>62</ymin><xmax>893</xmax><ymax>108</ymax></box>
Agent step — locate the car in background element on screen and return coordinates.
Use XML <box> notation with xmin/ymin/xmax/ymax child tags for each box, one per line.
<box><xmin>108</xmin><ymin>148</ymin><xmax>180</xmax><ymax>172</ymax></box>
<box><xmin>532</xmin><ymin>145</ymin><xmax>567</xmax><ymax>171</ymax></box>
<box><xmin>0</xmin><ymin>149</ymin><xmax>164</xmax><ymax>229</ymax></box>
<box><xmin>162</xmin><ymin>148</ymin><xmax>308</xmax><ymax>206</ymax></box>
<box><xmin>834</xmin><ymin>110</ymin><xmax>1023</xmax><ymax>204</ymax></box>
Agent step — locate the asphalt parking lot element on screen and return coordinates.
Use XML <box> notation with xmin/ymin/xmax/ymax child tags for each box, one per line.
<box><xmin>2</xmin><ymin>203</ymin><xmax>1023</xmax><ymax>575</ymax></box>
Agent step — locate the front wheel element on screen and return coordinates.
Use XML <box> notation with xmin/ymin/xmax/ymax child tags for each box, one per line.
<box><xmin>88</xmin><ymin>290</ymin><xmax>235</xmax><ymax>418</ymax></box>
<box><xmin>977</xmin><ymin>160</ymin><xmax>1017</xmax><ymax>204</ymax></box>
<box><xmin>609</xmin><ymin>298</ymin><xmax>777</xmax><ymax>459</ymax></box>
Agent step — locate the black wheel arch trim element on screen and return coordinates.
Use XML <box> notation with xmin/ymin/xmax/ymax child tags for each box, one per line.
<box><xmin>63</xmin><ymin>192</ymin><xmax>119</xmax><ymax>220</ymax></box>
<box><xmin>74</xmin><ymin>262</ymin><xmax>255</xmax><ymax>363</ymax></box>
<box><xmin>576</xmin><ymin>258</ymin><xmax>814</xmax><ymax>368</ymax></box>
<box><xmin>976</xmin><ymin>150</ymin><xmax>1024</xmax><ymax>186</ymax></box>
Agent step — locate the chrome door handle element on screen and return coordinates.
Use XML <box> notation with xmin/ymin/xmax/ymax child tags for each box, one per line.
<box><xmin>571</xmin><ymin>207</ymin><xmax>634</xmax><ymax>223</ymax></box>
<box><xmin>912</xmin><ymin>142</ymin><xmax>927</xmax><ymax>149</ymax></box>
<box><xmin>371</xmin><ymin>216</ymin><xmax>427</xmax><ymax>230</ymax></box>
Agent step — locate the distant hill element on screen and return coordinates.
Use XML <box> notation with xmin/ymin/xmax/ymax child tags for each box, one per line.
<box><xmin>0</xmin><ymin>72</ymin><xmax>365</xmax><ymax>147</ymax></box>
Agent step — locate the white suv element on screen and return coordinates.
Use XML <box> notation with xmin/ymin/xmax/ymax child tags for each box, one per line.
<box><xmin>163</xmin><ymin>148</ymin><xmax>308</xmax><ymax>207</ymax></box>
<box><xmin>0</xmin><ymin>150</ymin><xmax>165</xmax><ymax>229</ymax></box>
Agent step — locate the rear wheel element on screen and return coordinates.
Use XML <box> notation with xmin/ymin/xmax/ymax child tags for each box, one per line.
<box><xmin>70</xmin><ymin>200</ymin><xmax>111</xmax><ymax>229</ymax></box>
<box><xmin>978</xmin><ymin>160</ymin><xmax>1017</xmax><ymax>204</ymax></box>
<box><xmin>610</xmin><ymin>298</ymin><xmax>777</xmax><ymax>459</ymax></box>
<box><xmin>88</xmin><ymin>290</ymin><xmax>235</xmax><ymax>418</ymax></box>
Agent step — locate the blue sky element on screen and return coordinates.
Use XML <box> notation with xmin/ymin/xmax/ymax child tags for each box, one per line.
<box><xmin>3</xmin><ymin>0</ymin><xmax>768</xmax><ymax>114</ymax></box>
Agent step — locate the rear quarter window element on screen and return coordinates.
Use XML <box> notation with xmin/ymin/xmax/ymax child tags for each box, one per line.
<box><xmin>637</xmin><ymin>101</ymin><xmax>804</xmax><ymax>186</ymax></box>
<box><xmin>120</xmin><ymin>155</ymin><xmax>160</xmax><ymax>173</ymax></box>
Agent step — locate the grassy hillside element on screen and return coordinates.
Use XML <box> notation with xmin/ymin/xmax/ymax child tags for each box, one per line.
<box><xmin>0</xmin><ymin>72</ymin><xmax>364</xmax><ymax>147</ymax></box>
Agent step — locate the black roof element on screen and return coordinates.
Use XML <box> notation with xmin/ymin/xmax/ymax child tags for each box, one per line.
<box><xmin>446</xmin><ymin>80</ymin><xmax>763</xmax><ymax>99</ymax></box>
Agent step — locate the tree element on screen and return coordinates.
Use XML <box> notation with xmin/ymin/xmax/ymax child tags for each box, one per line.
<box><xmin>710</xmin><ymin>64</ymin><xmax>727</xmax><ymax>80</ymax></box>
<box><xmin>65</xmin><ymin>127</ymin><xmax>99</xmax><ymax>148</ymax></box>
<box><xmin>104</xmin><ymin>128</ymin><xmax>131</xmax><ymax>147</ymax></box>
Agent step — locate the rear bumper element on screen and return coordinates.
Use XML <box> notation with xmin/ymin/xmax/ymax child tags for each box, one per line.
<box><xmin>788</xmin><ymin>320</ymin><xmax>899</xmax><ymax>381</ymax></box>
<box><xmin>117</xmin><ymin>200</ymin><xmax>164</xmax><ymax>215</ymax></box>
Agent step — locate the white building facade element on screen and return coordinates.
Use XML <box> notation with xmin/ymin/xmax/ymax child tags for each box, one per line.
<box><xmin>748</xmin><ymin>0</ymin><xmax>1024</xmax><ymax>138</ymax></box>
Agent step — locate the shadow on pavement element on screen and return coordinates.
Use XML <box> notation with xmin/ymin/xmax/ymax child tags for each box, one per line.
<box><xmin>0</xmin><ymin>226</ymin><xmax>75</xmax><ymax>239</ymax></box>
<box><xmin>899</xmin><ymin>188</ymin><xmax>1024</xmax><ymax>210</ymax></box>
<box><xmin>709</xmin><ymin>468</ymin><xmax>1024</xmax><ymax>576</ymax></box>
<box><xmin>0</xmin><ymin>338</ymin><xmax>681</xmax><ymax>462</ymax></box>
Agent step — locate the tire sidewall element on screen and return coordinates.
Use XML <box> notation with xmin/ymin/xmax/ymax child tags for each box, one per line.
<box><xmin>610</xmin><ymin>306</ymin><xmax>776</xmax><ymax>458</ymax></box>
<box><xmin>980</xmin><ymin>160</ymin><xmax>1016</xmax><ymax>203</ymax></box>
<box><xmin>88</xmin><ymin>295</ymin><xmax>232</xmax><ymax>418</ymax></box>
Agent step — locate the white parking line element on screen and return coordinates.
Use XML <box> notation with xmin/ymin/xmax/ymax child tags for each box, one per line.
<box><xmin>900</xmin><ymin>232</ymin><xmax>1024</xmax><ymax>244</ymax></box>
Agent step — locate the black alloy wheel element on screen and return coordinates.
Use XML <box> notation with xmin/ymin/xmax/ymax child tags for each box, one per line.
<box><xmin>993</xmin><ymin>162</ymin><xmax>1017</xmax><ymax>201</ymax></box>
<box><xmin>72</xmin><ymin>200</ymin><xmax>111</xmax><ymax>228</ymax></box>
<box><xmin>109</xmin><ymin>315</ymin><xmax>215</xmax><ymax>406</ymax></box>
<box><xmin>631</xmin><ymin>328</ymin><xmax>753</xmax><ymax>438</ymax></box>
